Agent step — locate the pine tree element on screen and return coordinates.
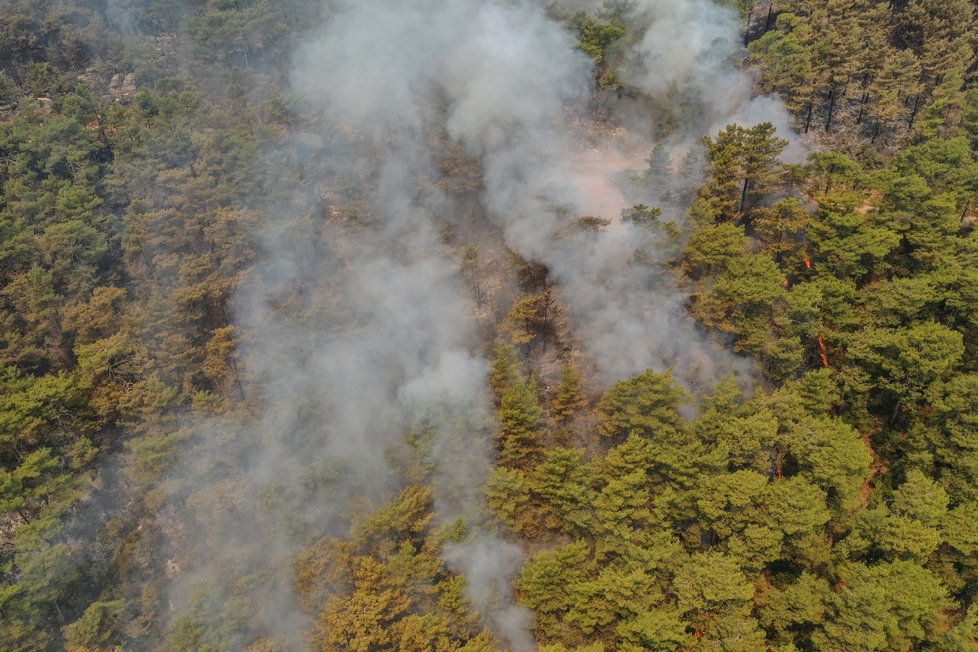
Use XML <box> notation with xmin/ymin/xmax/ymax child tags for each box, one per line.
<box><xmin>497</xmin><ymin>378</ymin><xmax>545</xmax><ymax>467</ymax></box>
<box><xmin>552</xmin><ymin>364</ymin><xmax>585</xmax><ymax>424</ymax></box>
<box><xmin>641</xmin><ymin>144</ymin><xmax>673</xmax><ymax>199</ymax></box>
<box><xmin>738</xmin><ymin>122</ymin><xmax>787</xmax><ymax>218</ymax></box>
<box><xmin>702</xmin><ymin>126</ymin><xmax>745</xmax><ymax>220</ymax></box>
<box><xmin>488</xmin><ymin>342</ymin><xmax>521</xmax><ymax>399</ymax></box>
<box><xmin>596</xmin><ymin>370</ymin><xmax>684</xmax><ymax>442</ymax></box>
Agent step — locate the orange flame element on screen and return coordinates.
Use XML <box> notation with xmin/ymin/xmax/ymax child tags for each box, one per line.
<box><xmin>804</xmin><ymin>256</ymin><xmax>812</xmax><ymax>269</ymax></box>
<box><xmin>817</xmin><ymin>336</ymin><xmax>829</xmax><ymax>367</ymax></box>
<box><xmin>783</xmin><ymin>277</ymin><xmax>790</xmax><ymax>287</ymax></box>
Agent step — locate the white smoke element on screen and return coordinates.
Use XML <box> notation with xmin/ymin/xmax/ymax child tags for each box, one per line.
<box><xmin>162</xmin><ymin>0</ymin><xmax>801</xmax><ymax>647</ymax></box>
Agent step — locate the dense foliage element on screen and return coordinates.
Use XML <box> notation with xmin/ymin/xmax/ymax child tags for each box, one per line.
<box><xmin>748</xmin><ymin>0</ymin><xmax>978</xmax><ymax>142</ymax></box>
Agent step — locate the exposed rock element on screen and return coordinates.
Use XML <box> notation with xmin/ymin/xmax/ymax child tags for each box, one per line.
<box><xmin>76</xmin><ymin>65</ymin><xmax>102</xmax><ymax>91</ymax></box>
<box><xmin>109</xmin><ymin>72</ymin><xmax>137</xmax><ymax>101</ymax></box>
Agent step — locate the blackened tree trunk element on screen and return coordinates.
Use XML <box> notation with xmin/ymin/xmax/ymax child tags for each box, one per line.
<box><xmin>825</xmin><ymin>88</ymin><xmax>837</xmax><ymax>132</ymax></box>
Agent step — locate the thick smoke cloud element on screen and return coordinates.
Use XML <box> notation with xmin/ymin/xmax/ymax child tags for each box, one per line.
<box><xmin>296</xmin><ymin>0</ymin><xmax>779</xmax><ymax>387</ymax></box>
<box><xmin>556</xmin><ymin>0</ymin><xmax>804</xmax><ymax>157</ymax></box>
<box><xmin>163</xmin><ymin>0</ymin><xmax>800</xmax><ymax>647</ymax></box>
<box><xmin>447</xmin><ymin>0</ymin><xmax>803</xmax><ymax>384</ymax></box>
<box><xmin>288</xmin><ymin>3</ymin><xmax>590</xmax><ymax>647</ymax></box>
<box><xmin>295</xmin><ymin>0</ymin><xmax>710</xmax><ymax>387</ymax></box>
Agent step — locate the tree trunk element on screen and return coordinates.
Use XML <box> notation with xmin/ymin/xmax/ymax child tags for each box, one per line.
<box><xmin>53</xmin><ymin>600</ymin><xmax>65</xmax><ymax>625</ymax></box>
<box><xmin>5</xmin><ymin>65</ymin><xmax>22</xmax><ymax>87</ymax></box>
<box><xmin>908</xmin><ymin>93</ymin><xmax>921</xmax><ymax>128</ymax></box>
<box><xmin>765</xmin><ymin>3</ymin><xmax>774</xmax><ymax>32</ymax></box>
<box><xmin>804</xmin><ymin>97</ymin><xmax>815</xmax><ymax>132</ymax></box>
<box><xmin>824</xmin><ymin>88</ymin><xmax>837</xmax><ymax>132</ymax></box>
<box><xmin>856</xmin><ymin>92</ymin><xmax>868</xmax><ymax>124</ymax></box>
<box><xmin>888</xmin><ymin>397</ymin><xmax>902</xmax><ymax>426</ymax></box>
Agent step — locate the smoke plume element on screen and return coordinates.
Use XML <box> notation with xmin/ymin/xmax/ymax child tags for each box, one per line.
<box><xmin>160</xmin><ymin>0</ymin><xmax>801</xmax><ymax>647</ymax></box>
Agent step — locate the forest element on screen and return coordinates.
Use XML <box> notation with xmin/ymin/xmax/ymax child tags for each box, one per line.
<box><xmin>1</xmin><ymin>0</ymin><xmax>977</xmax><ymax>650</ymax></box>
